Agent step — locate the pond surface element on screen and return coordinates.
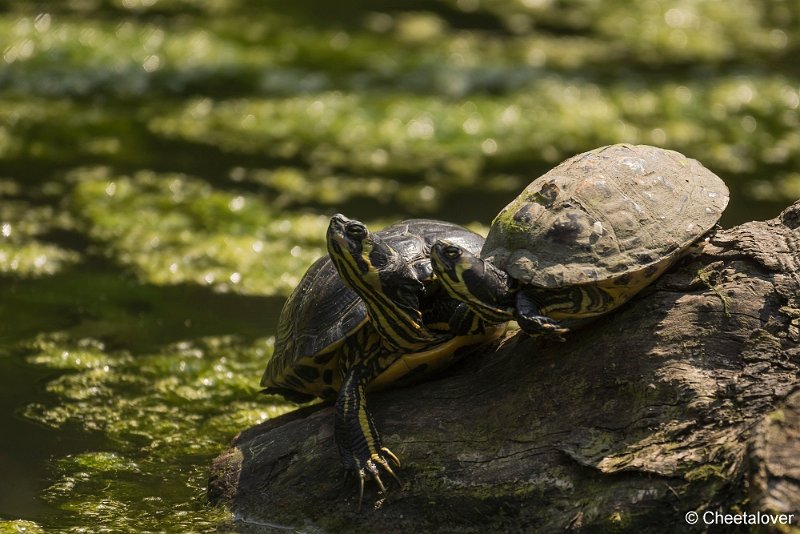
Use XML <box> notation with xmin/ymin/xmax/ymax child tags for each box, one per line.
<box><xmin>1</xmin><ymin>0</ymin><xmax>798</xmax><ymax>531</ymax></box>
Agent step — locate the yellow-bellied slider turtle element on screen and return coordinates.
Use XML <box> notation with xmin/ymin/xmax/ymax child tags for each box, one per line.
<box><xmin>261</xmin><ymin>215</ymin><xmax>502</xmax><ymax>507</ymax></box>
<box><xmin>430</xmin><ymin>144</ymin><xmax>729</xmax><ymax>335</ymax></box>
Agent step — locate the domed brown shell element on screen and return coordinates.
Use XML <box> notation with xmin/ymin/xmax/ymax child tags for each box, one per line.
<box><xmin>482</xmin><ymin>144</ymin><xmax>729</xmax><ymax>289</ymax></box>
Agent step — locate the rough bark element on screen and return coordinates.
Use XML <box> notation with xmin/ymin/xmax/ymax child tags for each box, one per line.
<box><xmin>209</xmin><ymin>201</ymin><xmax>800</xmax><ymax>533</ymax></box>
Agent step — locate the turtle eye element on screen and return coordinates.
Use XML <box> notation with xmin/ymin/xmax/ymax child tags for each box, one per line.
<box><xmin>345</xmin><ymin>223</ymin><xmax>367</xmax><ymax>239</ymax></box>
<box><xmin>444</xmin><ymin>245</ymin><xmax>461</xmax><ymax>259</ymax></box>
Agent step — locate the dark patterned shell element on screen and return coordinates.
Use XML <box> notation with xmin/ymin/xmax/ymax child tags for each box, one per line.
<box><xmin>482</xmin><ymin>144</ymin><xmax>729</xmax><ymax>288</ymax></box>
<box><xmin>379</xmin><ymin>219</ymin><xmax>486</xmax><ymax>284</ymax></box>
<box><xmin>261</xmin><ymin>255</ymin><xmax>364</xmax><ymax>390</ymax></box>
<box><xmin>261</xmin><ymin>219</ymin><xmax>485</xmax><ymax>391</ymax></box>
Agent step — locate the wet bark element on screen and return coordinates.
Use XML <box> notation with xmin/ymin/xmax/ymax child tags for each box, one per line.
<box><xmin>209</xmin><ymin>201</ymin><xmax>800</xmax><ymax>533</ymax></box>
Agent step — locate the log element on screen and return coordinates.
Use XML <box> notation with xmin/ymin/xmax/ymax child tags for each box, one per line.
<box><xmin>209</xmin><ymin>201</ymin><xmax>800</xmax><ymax>533</ymax></box>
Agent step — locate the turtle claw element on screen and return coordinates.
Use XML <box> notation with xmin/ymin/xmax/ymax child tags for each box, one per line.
<box><xmin>369</xmin><ymin>464</ymin><xmax>387</xmax><ymax>494</ymax></box>
<box><xmin>515</xmin><ymin>313</ymin><xmax>569</xmax><ymax>340</ymax></box>
<box><xmin>374</xmin><ymin>450</ymin><xmax>402</xmax><ymax>487</ymax></box>
<box><xmin>381</xmin><ymin>446</ymin><xmax>401</xmax><ymax>468</ymax></box>
<box><xmin>349</xmin><ymin>448</ymin><xmax>403</xmax><ymax>512</ymax></box>
<box><xmin>334</xmin><ymin>372</ymin><xmax>403</xmax><ymax>511</ymax></box>
<box><xmin>357</xmin><ymin>473</ymin><xmax>366</xmax><ymax>513</ymax></box>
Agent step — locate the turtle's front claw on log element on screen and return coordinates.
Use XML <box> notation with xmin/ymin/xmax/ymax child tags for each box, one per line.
<box><xmin>515</xmin><ymin>313</ymin><xmax>569</xmax><ymax>341</ymax></box>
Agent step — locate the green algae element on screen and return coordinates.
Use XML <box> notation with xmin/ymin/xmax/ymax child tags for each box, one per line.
<box><xmin>149</xmin><ymin>77</ymin><xmax>800</xmax><ymax>205</ymax></box>
<box><xmin>0</xmin><ymin>1</ymin><xmax>796</xmax><ymax>99</ymax></box>
<box><xmin>768</xmin><ymin>408</ymin><xmax>786</xmax><ymax>423</ymax></box>
<box><xmin>20</xmin><ymin>333</ymin><xmax>292</xmax><ymax>533</ymax></box>
<box><xmin>0</xmin><ymin>520</ymin><xmax>44</xmax><ymax>534</ymax></box>
<box><xmin>0</xmin><ymin>239</ymin><xmax>79</xmax><ymax>278</ymax></box>
<box><xmin>0</xmin><ymin>13</ymin><xmax>274</xmax><ymax>98</ymax></box>
<box><xmin>70</xmin><ymin>167</ymin><xmax>329</xmax><ymax>296</ymax></box>
<box><xmin>0</xmin><ymin>201</ymin><xmax>80</xmax><ymax>277</ymax></box>
<box><xmin>685</xmin><ymin>463</ymin><xmax>726</xmax><ymax>482</ymax></box>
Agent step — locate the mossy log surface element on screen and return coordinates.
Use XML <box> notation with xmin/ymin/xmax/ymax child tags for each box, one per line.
<box><xmin>209</xmin><ymin>201</ymin><xmax>800</xmax><ymax>533</ymax></box>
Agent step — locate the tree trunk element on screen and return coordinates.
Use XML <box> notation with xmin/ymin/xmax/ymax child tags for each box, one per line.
<box><xmin>209</xmin><ymin>201</ymin><xmax>800</xmax><ymax>533</ymax></box>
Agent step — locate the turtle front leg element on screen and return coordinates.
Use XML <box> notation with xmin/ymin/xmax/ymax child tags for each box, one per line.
<box><xmin>514</xmin><ymin>291</ymin><xmax>568</xmax><ymax>339</ymax></box>
<box><xmin>448</xmin><ymin>302</ymin><xmax>485</xmax><ymax>336</ymax></box>
<box><xmin>335</xmin><ymin>366</ymin><xmax>401</xmax><ymax>511</ymax></box>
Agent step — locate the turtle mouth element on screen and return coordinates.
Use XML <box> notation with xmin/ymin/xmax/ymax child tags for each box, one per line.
<box><xmin>328</xmin><ymin>213</ymin><xmax>349</xmax><ymax>236</ymax></box>
<box><xmin>327</xmin><ymin>214</ymin><xmax>349</xmax><ymax>256</ymax></box>
<box><xmin>327</xmin><ymin>214</ymin><xmax>351</xmax><ymax>244</ymax></box>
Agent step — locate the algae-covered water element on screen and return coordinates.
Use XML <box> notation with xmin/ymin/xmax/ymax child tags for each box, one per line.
<box><xmin>1</xmin><ymin>0</ymin><xmax>798</xmax><ymax>531</ymax></box>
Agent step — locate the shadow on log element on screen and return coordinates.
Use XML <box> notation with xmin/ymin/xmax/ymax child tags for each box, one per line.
<box><xmin>210</xmin><ymin>201</ymin><xmax>800</xmax><ymax>533</ymax></box>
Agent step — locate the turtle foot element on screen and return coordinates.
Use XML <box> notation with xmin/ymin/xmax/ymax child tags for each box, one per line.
<box><xmin>335</xmin><ymin>370</ymin><xmax>402</xmax><ymax>510</ymax></box>
<box><xmin>516</xmin><ymin>314</ymin><xmax>569</xmax><ymax>340</ymax></box>
<box><xmin>343</xmin><ymin>446</ymin><xmax>402</xmax><ymax>512</ymax></box>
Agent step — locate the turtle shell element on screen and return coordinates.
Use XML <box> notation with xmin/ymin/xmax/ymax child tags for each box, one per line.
<box><xmin>260</xmin><ymin>255</ymin><xmax>364</xmax><ymax>397</ymax></box>
<box><xmin>261</xmin><ymin>218</ymin><xmax>485</xmax><ymax>398</ymax></box>
<box><xmin>482</xmin><ymin>144</ymin><xmax>729</xmax><ymax>289</ymax></box>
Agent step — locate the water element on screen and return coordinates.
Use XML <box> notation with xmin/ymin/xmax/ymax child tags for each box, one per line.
<box><xmin>1</xmin><ymin>0</ymin><xmax>798</xmax><ymax>531</ymax></box>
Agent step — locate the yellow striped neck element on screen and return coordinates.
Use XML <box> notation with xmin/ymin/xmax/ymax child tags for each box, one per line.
<box><xmin>442</xmin><ymin>262</ymin><xmax>514</xmax><ymax>324</ymax></box>
<box><xmin>329</xmin><ymin>237</ymin><xmax>435</xmax><ymax>350</ymax></box>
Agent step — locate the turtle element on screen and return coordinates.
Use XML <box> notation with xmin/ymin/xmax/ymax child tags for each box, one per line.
<box><xmin>430</xmin><ymin>144</ymin><xmax>729</xmax><ymax>336</ymax></box>
<box><xmin>260</xmin><ymin>215</ymin><xmax>503</xmax><ymax>508</ymax></box>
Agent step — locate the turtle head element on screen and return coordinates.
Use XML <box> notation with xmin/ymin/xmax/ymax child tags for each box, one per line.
<box><xmin>431</xmin><ymin>240</ymin><xmax>516</xmax><ymax>324</ymax></box>
<box><xmin>327</xmin><ymin>214</ymin><xmax>403</xmax><ymax>291</ymax></box>
<box><xmin>327</xmin><ymin>214</ymin><xmax>429</xmax><ymax>347</ymax></box>
<box><xmin>327</xmin><ymin>214</ymin><xmax>372</xmax><ymax>270</ymax></box>
<box><xmin>430</xmin><ymin>240</ymin><xmax>478</xmax><ymax>285</ymax></box>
